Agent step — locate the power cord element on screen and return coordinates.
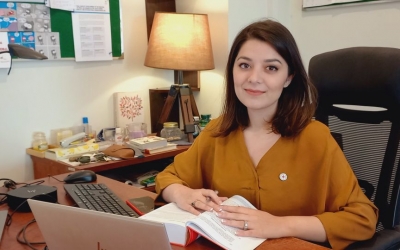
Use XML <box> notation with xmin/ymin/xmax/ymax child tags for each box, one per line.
<box><xmin>1</xmin><ymin>178</ymin><xmax>55</xmax><ymax>249</ymax></box>
<box><xmin>47</xmin><ymin>175</ymin><xmax>64</xmax><ymax>183</ymax></box>
<box><xmin>16</xmin><ymin>218</ymin><xmax>45</xmax><ymax>250</ymax></box>
<box><xmin>0</xmin><ymin>178</ymin><xmax>25</xmax><ymax>189</ymax></box>
<box><xmin>0</xmin><ymin>192</ymin><xmax>8</xmax><ymax>206</ymax></box>
<box><xmin>7</xmin><ymin>193</ymin><xmax>58</xmax><ymax>249</ymax></box>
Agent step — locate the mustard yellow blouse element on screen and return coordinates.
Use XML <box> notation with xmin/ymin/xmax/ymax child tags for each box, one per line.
<box><xmin>155</xmin><ymin>119</ymin><xmax>378</xmax><ymax>249</ymax></box>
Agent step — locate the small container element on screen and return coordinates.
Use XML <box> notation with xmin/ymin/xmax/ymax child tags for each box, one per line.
<box><xmin>114</xmin><ymin>127</ymin><xmax>123</xmax><ymax>145</ymax></box>
<box><xmin>160</xmin><ymin>122</ymin><xmax>182</xmax><ymax>142</ymax></box>
<box><xmin>32</xmin><ymin>132</ymin><xmax>49</xmax><ymax>151</ymax></box>
<box><xmin>199</xmin><ymin>114</ymin><xmax>211</xmax><ymax>130</ymax></box>
<box><xmin>128</xmin><ymin>122</ymin><xmax>147</xmax><ymax>139</ymax></box>
<box><xmin>193</xmin><ymin>116</ymin><xmax>200</xmax><ymax>137</ymax></box>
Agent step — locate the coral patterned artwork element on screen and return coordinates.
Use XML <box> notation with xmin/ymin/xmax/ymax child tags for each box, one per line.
<box><xmin>114</xmin><ymin>92</ymin><xmax>145</xmax><ymax>129</ymax></box>
<box><xmin>119</xmin><ymin>95</ymin><xmax>143</xmax><ymax>120</ymax></box>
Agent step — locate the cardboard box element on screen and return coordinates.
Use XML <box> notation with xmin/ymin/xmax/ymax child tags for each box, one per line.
<box><xmin>26</xmin><ymin>145</ymin><xmax>57</xmax><ymax>158</ymax></box>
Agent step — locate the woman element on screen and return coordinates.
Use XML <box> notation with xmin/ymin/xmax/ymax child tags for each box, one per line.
<box><xmin>155</xmin><ymin>19</ymin><xmax>378</xmax><ymax>249</ymax></box>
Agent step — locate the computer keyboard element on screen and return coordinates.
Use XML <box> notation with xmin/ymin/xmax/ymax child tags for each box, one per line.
<box><xmin>64</xmin><ymin>183</ymin><xmax>139</xmax><ymax>218</ymax></box>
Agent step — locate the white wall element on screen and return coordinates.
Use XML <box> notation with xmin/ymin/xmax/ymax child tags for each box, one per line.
<box><xmin>2</xmin><ymin>0</ymin><xmax>400</xmax><ymax>182</ymax></box>
<box><xmin>287</xmin><ymin>0</ymin><xmax>400</xmax><ymax>70</ymax></box>
<box><xmin>0</xmin><ymin>0</ymin><xmax>175</xmax><ymax>181</ymax></box>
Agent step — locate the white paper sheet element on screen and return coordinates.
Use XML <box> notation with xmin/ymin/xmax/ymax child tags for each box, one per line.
<box><xmin>74</xmin><ymin>0</ymin><xmax>109</xmax><ymax>13</ymax></box>
<box><xmin>71</xmin><ymin>12</ymin><xmax>112</xmax><ymax>62</ymax></box>
<box><xmin>0</xmin><ymin>32</ymin><xmax>11</xmax><ymax>69</ymax></box>
<box><xmin>48</xmin><ymin>0</ymin><xmax>75</xmax><ymax>11</ymax></box>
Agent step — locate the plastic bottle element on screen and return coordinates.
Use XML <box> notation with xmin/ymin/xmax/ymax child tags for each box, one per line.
<box><xmin>32</xmin><ymin>132</ymin><xmax>49</xmax><ymax>151</ymax></box>
<box><xmin>114</xmin><ymin>127</ymin><xmax>123</xmax><ymax>145</ymax></box>
<box><xmin>82</xmin><ymin>117</ymin><xmax>90</xmax><ymax>135</ymax></box>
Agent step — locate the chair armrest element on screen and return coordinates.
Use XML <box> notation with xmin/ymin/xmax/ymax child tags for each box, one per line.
<box><xmin>347</xmin><ymin>229</ymin><xmax>400</xmax><ymax>250</ymax></box>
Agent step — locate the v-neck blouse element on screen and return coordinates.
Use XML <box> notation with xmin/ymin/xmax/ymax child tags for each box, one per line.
<box><xmin>156</xmin><ymin>118</ymin><xmax>378</xmax><ymax>249</ymax></box>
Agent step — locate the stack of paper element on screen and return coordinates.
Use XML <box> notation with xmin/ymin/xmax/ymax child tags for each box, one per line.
<box><xmin>143</xmin><ymin>143</ymin><xmax>177</xmax><ymax>154</ymax></box>
<box><xmin>128</xmin><ymin>136</ymin><xmax>167</xmax><ymax>150</ymax></box>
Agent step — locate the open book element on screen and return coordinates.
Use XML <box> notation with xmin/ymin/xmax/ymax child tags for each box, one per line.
<box><xmin>137</xmin><ymin>195</ymin><xmax>265</xmax><ymax>250</ymax></box>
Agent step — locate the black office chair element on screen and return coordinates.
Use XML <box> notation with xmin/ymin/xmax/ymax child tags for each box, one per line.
<box><xmin>309</xmin><ymin>47</ymin><xmax>400</xmax><ymax>250</ymax></box>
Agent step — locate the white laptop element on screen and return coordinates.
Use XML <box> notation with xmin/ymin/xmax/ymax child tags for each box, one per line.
<box><xmin>28</xmin><ymin>199</ymin><xmax>172</xmax><ymax>250</ymax></box>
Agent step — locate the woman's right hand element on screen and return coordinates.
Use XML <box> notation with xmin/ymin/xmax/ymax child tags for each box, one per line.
<box><xmin>161</xmin><ymin>183</ymin><xmax>227</xmax><ymax>215</ymax></box>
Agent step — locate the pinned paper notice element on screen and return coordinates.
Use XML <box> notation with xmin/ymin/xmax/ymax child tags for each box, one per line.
<box><xmin>74</xmin><ymin>0</ymin><xmax>110</xmax><ymax>13</ymax></box>
<box><xmin>46</xmin><ymin>0</ymin><xmax>74</xmax><ymax>11</ymax></box>
<box><xmin>71</xmin><ymin>12</ymin><xmax>112</xmax><ymax>62</ymax></box>
<box><xmin>0</xmin><ymin>32</ymin><xmax>11</xmax><ymax>70</ymax></box>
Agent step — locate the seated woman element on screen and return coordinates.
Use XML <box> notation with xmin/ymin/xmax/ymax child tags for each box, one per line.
<box><xmin>155</xmin><ymin>19</ymin><xmax>378</xmax><ymax>249</ymax></box>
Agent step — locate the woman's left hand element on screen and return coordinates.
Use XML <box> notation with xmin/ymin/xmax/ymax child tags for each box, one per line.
<box><xmin>216</xmin><ymin>205</ymin><xmax>286</xmax><ymax>239</ymax></box>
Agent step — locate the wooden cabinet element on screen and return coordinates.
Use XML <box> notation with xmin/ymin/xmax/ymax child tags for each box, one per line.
<box><xmin>149</xmin><ymin>88</ymin><xmax>180</xmax><ymax>134</ymax></box>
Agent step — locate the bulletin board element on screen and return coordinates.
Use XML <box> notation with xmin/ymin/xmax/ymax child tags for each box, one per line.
<box><xmin>50</xmin><ymin>0</ymin><xmax>122</xmax><ymax>58</ymax></box>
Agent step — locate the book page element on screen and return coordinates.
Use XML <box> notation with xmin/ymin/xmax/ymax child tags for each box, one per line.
<box><xmin>223</xmin><ymin>195</ymin><xmax>256</xmax><ymax>208</ymax></box>
<box><xmin>139</xmin><ymin>202</ymin><xmax>197</xmax><ymax>245</ymax></box>
<box><xmin>187</xmin><ymin>195</ymin><xmax>265</xmax><ymax>250</ymax></box>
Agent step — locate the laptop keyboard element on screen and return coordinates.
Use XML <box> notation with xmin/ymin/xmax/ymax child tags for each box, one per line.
<box><xmin>64</xmin><ymin>183</ymin><xmax>139</xmax><ymax>218</ymax></box>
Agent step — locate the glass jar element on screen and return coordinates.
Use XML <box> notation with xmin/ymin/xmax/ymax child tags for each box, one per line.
<box><xmin>160</xmin><ymin>122</ymin><xmax>182</xmax><ymax>142</ymax></box>
<box><xmin>32</xmin><ymin>132</ymin><xmax>48</xmax><ymax>151</ymax></box>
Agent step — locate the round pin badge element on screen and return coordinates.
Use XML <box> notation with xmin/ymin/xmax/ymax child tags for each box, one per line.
<box><xmin>279</xmin><ymin>173</ymin><xmax>288</xmax><ymax>181</ymax></box>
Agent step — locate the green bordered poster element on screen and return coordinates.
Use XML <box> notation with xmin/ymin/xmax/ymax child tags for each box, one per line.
<box><xmin>51</xmin><ymin>0</ymin><xmax>122</xmax><ymax>58</ymax></box>
<box><xmin>0</xmin><ymin>0</ymin><xmax>122</xmax><ymax>59</ymax></box>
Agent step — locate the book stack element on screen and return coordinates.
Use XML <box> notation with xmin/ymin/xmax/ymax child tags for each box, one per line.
<box><xmin>128</xmin><ymin>136</ymin><xmax>177</xmax><ymax>154</ymax></box>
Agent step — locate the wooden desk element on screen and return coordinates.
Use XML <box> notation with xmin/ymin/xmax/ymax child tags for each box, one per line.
<box><xmin>0</xmin><ymin>174</ymin><xmax>329</xmax><ymax>250</ymax></box>
<box><xmin>30</xmin><ymin>146</ymin><xmax>190</xmax><ymax>179</ymax></box>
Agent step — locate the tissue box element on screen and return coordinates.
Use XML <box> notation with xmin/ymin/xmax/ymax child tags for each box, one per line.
<box><xmin>44</xmin><ymin>143</ymin><xmax>99</xmax><ymax>160</ymax></box>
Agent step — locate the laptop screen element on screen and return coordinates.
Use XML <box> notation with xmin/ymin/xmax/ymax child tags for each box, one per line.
<box><xmin>0</xmin><ymin>210</ymin><xmax>7</xmax><ymax>242</ymax></box>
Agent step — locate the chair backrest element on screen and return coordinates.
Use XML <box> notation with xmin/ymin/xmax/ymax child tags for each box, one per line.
<box><xmin>309</xmin><ymin>47</ymin><xmax>400</xmax><ymax>231</ymax></box>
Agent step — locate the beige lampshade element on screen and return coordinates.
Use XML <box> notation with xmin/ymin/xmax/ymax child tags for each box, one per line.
<box><xmin>144</xmin><ymin>12</ymin><xmax>215</xmax><ymax>71</ymax></box>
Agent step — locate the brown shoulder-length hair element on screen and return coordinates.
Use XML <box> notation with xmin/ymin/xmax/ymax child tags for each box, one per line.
<box><xmin>213</xmin><ymin>19</ymin><xmax>317</xmax><ymax>138</ymax></box>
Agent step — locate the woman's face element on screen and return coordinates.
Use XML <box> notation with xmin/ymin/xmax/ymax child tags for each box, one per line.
<box><xmin>233</xmin><ymin>39</ymin><xmax>292</xmax><ymax>116</ymax></box>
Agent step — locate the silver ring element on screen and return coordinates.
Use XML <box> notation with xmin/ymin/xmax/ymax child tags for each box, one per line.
<box><xmin>243</xmin><ymin>221</ymin><xmax>248</xmax><ymax>231</ymax></box>
<box><xmin>191</xmin><ymin>201</ymin><xmax>197</xmax><ymax>207</ymax></box>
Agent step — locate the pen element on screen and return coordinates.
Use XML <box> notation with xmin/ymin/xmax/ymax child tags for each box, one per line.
<box><xmin>206</xmin><ymin>190</ymin><xmax>218</xmax><ymax>201</ymax></box>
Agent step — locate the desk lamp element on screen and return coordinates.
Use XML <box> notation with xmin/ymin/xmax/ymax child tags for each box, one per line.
<box><xmin>144</xmin><ymin>12</ymin><xmax>214</xmax><ymax>142</ymax></box>
<box><xmin>0</xmin><ymin>43</ymin><xmax>48</xmax><ymax>75</ymax></box>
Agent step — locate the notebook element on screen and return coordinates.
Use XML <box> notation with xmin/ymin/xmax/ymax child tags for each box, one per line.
<box><xmin>27</xmin><ymin>199</ymin><xmax>172</xmax><ymax>250</ymax></box>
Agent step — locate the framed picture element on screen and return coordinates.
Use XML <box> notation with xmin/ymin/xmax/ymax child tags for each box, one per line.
<box><xmin>113</xmin><ymin>91</ymin><xmax>145</xmax><ymax>130</ymax></box>
<box><xmin>302</xmin><ymin>0</ymin><xmax>399</xmax><ymax>10</ymax></box>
